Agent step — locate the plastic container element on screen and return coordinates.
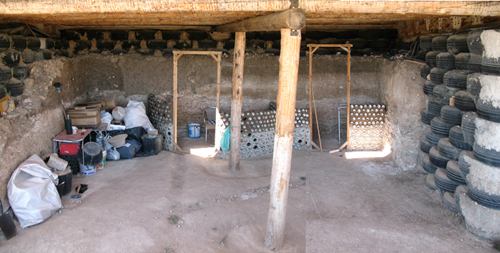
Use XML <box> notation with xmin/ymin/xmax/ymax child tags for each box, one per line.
<box><xmin>188</xmin><ymin>123</ymin><xmax>201</xmax><ymax>138</ymax></box>
<box><xmin>79</xmin><ymin>163</ymin><xmax>96</xmax><ymax>175</ymax></box>
<box><xmin>96</xmin><ymin>131</ymin><xmax>104</xmax><ymax>150</ymax></box>
<box><xmin>96</xmin><ymin>150</ymin><xmax>106</xmax><ymax>170</ymax></box>
<box><xmin>55</xmin><ymin>169</ymin><xmax>72</xmax><ymax>197</ymax></box>
<box><xmin>47</xmin><ymin>153</ymin><xmax>69</xmax><ymax>171</ymax></box>
<box><xmin>141</xmin><ymin>134</ymin><xmax>162</xmax><ymax>156</ymax></box>
<box><xmin>59</xmin><ymin>143</ymin><xmax>79</xmax><ymax>155</ymax></box>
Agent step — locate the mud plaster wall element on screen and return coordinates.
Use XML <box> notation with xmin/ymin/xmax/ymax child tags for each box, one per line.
<box><xmin>0</xmin><ymin>54</ymin><xmax>422</xmax><ymax>206</ymax></box>
<box><xmin>0</xmin><ymin>58</ymin><xmax>87</xmax><ymax>209</ymax></box>
<box><xmin>73</xmin><ymin>54</ymin><xmax>382</xmax><ymax>137</ymax></box>
<box><xmin>379</xmin><ymin>60</ymin><xmax>425</xmax><ymax>171</ymax></box>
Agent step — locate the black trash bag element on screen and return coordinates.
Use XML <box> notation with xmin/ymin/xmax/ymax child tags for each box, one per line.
<box><xmin>117</xmin><ymin>139</ymin><xmax>142</xmax><ymax>159</ymax></box>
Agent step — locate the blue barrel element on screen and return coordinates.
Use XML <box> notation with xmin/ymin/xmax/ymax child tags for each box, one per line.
<box><xmin>188</xmin><ymin>123</ymin><xmax>201</xmax><ymax>138</ymax></box>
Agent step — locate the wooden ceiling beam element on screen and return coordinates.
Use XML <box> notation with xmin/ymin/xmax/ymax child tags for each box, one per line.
<box><xmin>303</xmin><ymin>1</ymin><xmax>500</xmax><ymax>16</ymax></box>
<box><xmin>216</xmin><ymin>8</ymin><xmax>305</xmax><ymax>32</ymax></box>
<box><xmin>56</xmin><ymin>25</ymin><xmax>213</xmax><ymax>31</ymax></box>
<box><xmin>1</xmin><ymin>1</ymin><xmax>498</xmax><ymax>16</ymax></box>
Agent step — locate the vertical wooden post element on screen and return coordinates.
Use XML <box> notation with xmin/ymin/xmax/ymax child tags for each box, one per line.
<box><xmin>229</xmin><ymin>32</ymin><xmax>246</xmax><ymax>171</ymax></box>
<box><xmin>173</xmin><ymin>52</ymin><xmax>180</xmax><ymax>150</ymax></box>
<box><xmin>346</xmin><ymin>45</ymin><xmax>351</xmax><ymax>144</ymax></box>
<box><xmin>308</xmin><ymin>46</ymin><xmax>313</xmax><ymax>138</ymax></box>
<box><xmin>217</xmin><ymin>53</ymin><xmax>222</xmax><ymax>110</ymax></box>
<box><xmin>264</xmin><ymin>28</ymin><xmax>301</xmax><ymax>251</ymax></box>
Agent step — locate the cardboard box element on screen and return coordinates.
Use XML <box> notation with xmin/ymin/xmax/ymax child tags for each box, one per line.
<box><xmin>108</xmin><ymin>124</ymin><xmax>126</xmax><ymax>130</ymax></box>
<box><xmin>0</xmin><ymin>96</ymin><xmax>8</xmax><ymax>115</ymax></box>
<box><xmin>71</xmin><ymin>111</ymin><xmax>101</xmax><ymax>128</ymax></box>
<box><xmin>67</xmin><ymin>106</ymin><xmax>100</xmax><ymax>118</ymax></box>
<box><xmin>78</xmin><ymin>99</ymin><xmax>116</xmax><ymax>111</ymax></box>
<box><xmin>103</xmin><ymin>99</ymin><xmax>115</xmax><ymax>110</ymax></box>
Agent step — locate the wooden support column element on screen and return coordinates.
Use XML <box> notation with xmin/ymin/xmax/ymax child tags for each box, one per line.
<box><xmin>347</xmin><ymin>46</ymin><xmax>351</xmax><ymax>144</ymax></box>
<box><xmin>229</xmin><ymin>32</ymin><xmax>246</xmax><ymax>172</ymax></box>
<box><xmin>173</xmin><ymin>51</ymin><xmax>180</xmax><ymax>150</ymax></box>
<box><xmin>264</xmin><ymin>28</ymin><xmax>301</xmax><ymax>251</ymax></box>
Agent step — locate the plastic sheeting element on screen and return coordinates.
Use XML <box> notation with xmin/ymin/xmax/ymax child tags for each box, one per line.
<box><xmin>124</xmin><ymin>100</ymin><xmax>155</xmax><ymax>131</ymax></box>
<box><xmin>7</xmin><ymin>154</ymin><xmax>62</xmax><ymax>228</ymax></box>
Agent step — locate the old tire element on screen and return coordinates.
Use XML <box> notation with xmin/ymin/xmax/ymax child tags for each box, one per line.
<box><xmin>446</xmin><ymin>160</ymin><xmax>466</xmax><ymax>185</ymax></box>
<box><xmin>435</xmin><ymin>168</ymin><xmax>460</xmax><ymax>193</ymax></box>
<box><xmin>458</xmin><ymin>150</ymin><xmax>474</xmax><ymax>180</ymax></box>
<box><xmin>424</xmin><ymin>127</ymin><xmax>441</xmax><ymax>146</ymax></box>
<box><xmin>429</xmin><ymin>147</ymin><xmax>450</xmax><ymax>168</ymax></box>
<box><xmin>461</xmin><ymin>112</ymin><xmax>478</xmax><ymax>147</ymax></box>
<box><xmin>426</xmin><ymin>174</ymin><xmax>439</xmax><ymax>191</ymax></box>
<box><xmin>432</xmin><ymin>84</ymin><xmax>455</xmax><ymax>104</ymax></box>
<box><xmin>443</xmin><ymin>70</ymin><xmax>467</xmax><ymax>90</ymax></box>
<box><xmin>421</xmin><ymin>108</ymin><xmax>436</xmax><ymax>125</ymax></box>
<box><xmin>467</xmin><ymin>30</ymin><xmax>484</xmax><ymax>55</ymax></box>
<box><xmin>476</xmin><ymin>99</ymin><xmax>500</xmax><ymax>123</ymax></box>
<box><xmin>447</xmin><ymin>34</ymin><xmax>469</xmax><ymax>54</ymax></box>
<box><xmin>473</xmin><ymin>143</ymin><xmax>500</xmax><ymax>167</ymax></box>
<box><xmin>449</xmin><ymin>126</ymin><xmax>472</xmax><ymax>151</ymax></box>
<box><xmin>440</xmin><ymin>105</ymin><xmax>463</xmax><ymax>125</ymax></box>
<box><xmin>428</xmin><ymin>98</ymin><xmax>445</xmax><ymax>116</ymax></box>
<box><xmin>432</xmin><ymin>36</ymin><xmax>448</xmax><ymax>52</ymax></box>
<box><xmin>430</xmin><ymin>68</ymin><xmax>446</xmax><ymax>84</ymax></box>
<box><xmin>423</xmin><ymin>154</ymin><xmax>438</xmax><ymax>174</ymax></box>
<box><xmin>436</xmin><ymin>52</ymin><xmax>455</xmax><ymax>70</ymax></box>
<box><xmin>438</xmin><ymin>138</ymin><xmax>462</xmax><ymax>161</ymax></box>
<box><xmin>454</xmin><ymin>91</ymin><xmax>476</xmax><ymax>111</ymax></box>
<box><xmin>421</xmin><ymin>65</ymin><xmax>431</xmax><ymax>79</ymax></box>
<box><xmin>444</xmin><ymin>192</ymin><xmax>460</xmax><ymax>213</ymax></box>
<box><xmin>426</xmin><ymin>51</ymin><xmax>440</xmax><ymax>67</ymax></box>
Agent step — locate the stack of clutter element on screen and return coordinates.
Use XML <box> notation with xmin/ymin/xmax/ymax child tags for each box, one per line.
<box><xmin>217</xmin><ymin>108</ymin><xmax>311</xmax><ymax>159</ymax></box>
<box><xmin>418</xmin><ymin>29</ymin><xmax>500</xmax><ymax>242</ymax></box>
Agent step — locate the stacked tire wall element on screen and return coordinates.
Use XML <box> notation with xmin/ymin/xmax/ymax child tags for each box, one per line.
<box><xmin>0</xmin><ymin>34</ymin><xmax>57</xmax><ymax>98</ymax></box>
<box><xmin>418</xmin><ymin>29</ymin><xmax>500</xmax><ymax>242</ymax></box>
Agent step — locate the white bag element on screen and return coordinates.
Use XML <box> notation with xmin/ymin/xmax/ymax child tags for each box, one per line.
<box><xmin>7</xmin><ymin>154</ymin><xmax>62</xmax><ymax>228</ymax></box>
<box><xmin>123</xmin><ymin>100</ymin><xmax>155</xmax><ymax>131</ymax></box>
<box><xmin>101</xmin><ymin>110</ymin><xmax>113</xmax><ymax>126</ymax></box>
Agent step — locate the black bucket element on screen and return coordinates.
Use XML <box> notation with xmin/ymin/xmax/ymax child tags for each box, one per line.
<box><xmin>56</xmin><ymin>170</ymin><xmax>73</xmax><ymax>197</ymax></box>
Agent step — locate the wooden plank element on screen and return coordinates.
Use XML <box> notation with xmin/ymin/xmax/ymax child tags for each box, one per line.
<box><xmin>310</xmin><ymin>140</ymin><xmax>320</xmax><ymax>150</ymax></box>
<box><xmin>265</xmin><ymin>28</ymin><xmax>301</xmax><ymax>251</ymax></box>
<box><xmin>311</xmin><ymin>80</ymin><xmax>322</xmax><ymax>153</ymax></box>
<box><xmin>173</xmin><ymin>51</ymin><xmax>179</xmax><ymax>150</ymax></box>
<box><xmin>229</xmin><ymin>32</ymin><xmax>246</xmax><ymax>172</ymax></box>
<box><xmin>172</xmin><ymin>50</ymin><xmax>221</xmax><ymax>55</ymax></box>
<box><xmin>308</xmin><ymin>44</ymin><xmax>353</xmax><ymax>48</ymax></box>
<box><xmin>57</xmin><ymin>25</ymin><xmax>212</xmax><ymax>31</ymax></box>
<box><xmin>308</xmin><ymin>46</ymin><xmax>314</xmax><ymax>140</ymax></box>
<box><xmin>216</xmin><ymin>8</ymin><xmax>306</xmax><ymax>32</ymax></box>
<box><xmin>329</xmin><ymin>141</ymin><xmax>349</xmax><ymax>154</ymax></box>
<box><xmin>2</xmin><ymin>1</ymin><xmax>499</xmax><ymax>16</ymax></box>
<box><xmin>216</xmin><ymin>53</ymin><xmax>222</xmax><ymax>110</ymax></box>
<box><xmin>346</xmin><ymin>45</ymin><xmax>351</xmax><ymax>145</ymax></box>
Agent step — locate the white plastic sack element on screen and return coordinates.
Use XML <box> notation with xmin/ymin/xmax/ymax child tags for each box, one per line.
<box><xmin>101</xmin><ymin>110</ymin><xmax>113</xmax><ymax>127</ymax></box>
<box><xmin>7</xmin><ymin>154</ymin><xmax>62</xmax><ymax>228</ymax></box>
<box><xmin>123</xmin><ymin>100</ymin><xmax>155</xmax><ymax>131</ymax></box>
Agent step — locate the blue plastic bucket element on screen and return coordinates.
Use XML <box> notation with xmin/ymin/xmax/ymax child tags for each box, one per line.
<box><xmin>188</xmin><ymin>123</ymin><xmax>201</xmax><ymax>138</ymax></box>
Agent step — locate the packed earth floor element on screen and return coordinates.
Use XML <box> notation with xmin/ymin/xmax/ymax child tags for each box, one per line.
<box><xmin>0</xmin><ymin>137</ymin><xmax>495</xmax><ymax>252</ymax></box>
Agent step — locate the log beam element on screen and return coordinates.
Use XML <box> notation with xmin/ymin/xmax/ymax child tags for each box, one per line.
<box><xmin>229</xmin><ymin>32</ymin><xmax>246</xmax><ymax>172</ymax></box>
<box><xmin>264</xmin><ymin>28</ymin><xmax>301</xmax><ymax>251</ymax></box>
<box><xmin>216</xmin><ymin>8</ymin><xmax>306</xmax><ymax>32</ymax></box>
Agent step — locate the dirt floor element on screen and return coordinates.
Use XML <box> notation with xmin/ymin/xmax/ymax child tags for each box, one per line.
<box><xmin>0</xmin><ymin>136</ymin><xmax>496</xmax><ymax>252</ymax></box>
